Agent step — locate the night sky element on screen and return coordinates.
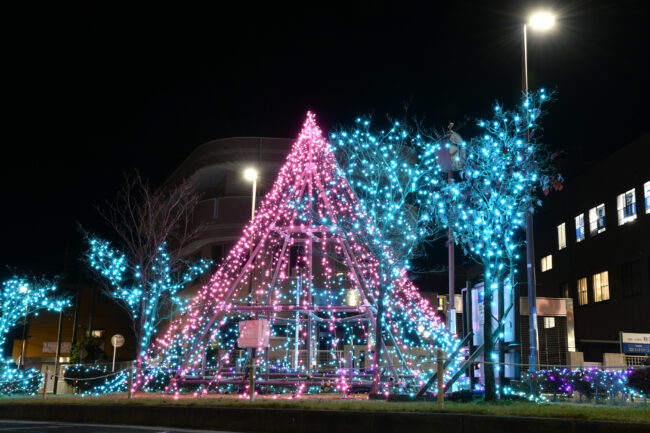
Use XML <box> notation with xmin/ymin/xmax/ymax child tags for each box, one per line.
<box><xmin>2</xmin><ymin>1</ymin><xmax>649</xmax><ymax>279</ymax></box>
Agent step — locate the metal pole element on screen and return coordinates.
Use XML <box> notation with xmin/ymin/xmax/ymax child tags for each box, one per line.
<box><xmin>306</xmin><ymin>159</ymin><xmax>314</xmax><ymax>374</ymax></box>
<box><xmin>436</xmin><ymin>349</ymin><xmax>444</xmax><ymax>409</ymax></box>
<box><xmin>523</xmin><ymin>23</ymin><xmax>539</xmax><ymax>373</ymax></box>
<box><xmin>42</xmin><ymin>367</ymin><xmax>49</xmax><ymax>398</ymax></box>
<box><xmin>53</xmin><ymin>310</ymin><xmax>64</xmax><ymax>394</ymax></box>
<box><xmin>464</xmin><ymin>282</ymin><xmax>476</xmax><ymax>390</ymax></box>
<box><xmin>20</xmin><ymin>299</ymin><xmax>28</xmax><ymax>369</ymax></box>
<box><xmin>448</xmin><ymin>170</ymin><xmax>456</xmax><ymax>333</ymax></box>
<box><xmin>251</xmin><ymin>179</ymin><xmax>257</xmax><ymax>221</ymax></box>
<box><xmin>112</xmin><ymin>344</ymin><xmax>117</xmax><ymax>372</ymax></box>
<box><xmin>294</xmin><ymin>273</ymin><xmax>300</xmax><ymax>370</ymax></box>
<box><xmin>71</xmin><ymin>286</ymin><xmax>81</xmax><ymax>345</ymax></box>
<box><xmin>87</xmin><ymin>286</ymin><xmax>96</xmax><ymax>339</ymax></box>
<box><xmin>249</xmin><ymin>349</ymin><xmax>256</xmax><ymax>401</ymax></box>
<box><xmin>127</xmin><ymin>362</ymin><xmax>133</xmax><ymax>399</ymax></box>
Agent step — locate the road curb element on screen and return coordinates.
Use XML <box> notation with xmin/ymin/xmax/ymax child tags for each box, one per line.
<box><xmin>0</xmin><ymin>404</ymin><xmax>648</xmax><ymax>433</ymax></box>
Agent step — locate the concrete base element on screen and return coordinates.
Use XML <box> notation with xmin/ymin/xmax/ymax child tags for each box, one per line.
<box><xmin>0</xmin><ymin>403</ymin><xmax>648</xmax><ymax>433</ymax></box>
<box><xmin>568</xmin><ymin>351</ymin><xmax>584</xmax><ymax>368</ymax></box>
<box><xmin>603</xmin><ymin>353</ymin><xmax>626</xmax><ymax>369</ymax></box>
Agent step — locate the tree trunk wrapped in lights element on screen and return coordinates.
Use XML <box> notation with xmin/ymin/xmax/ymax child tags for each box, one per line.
<box><xmin>427</xmin><ymin>89</ymin><xmax>561</xmax><ymax>400</ymax></box>
<box><xmin>331</xmin><ymin>116</ymin><xmax>449</xmax><ymax>392</ymax></box>
<box><xmin>84</xmin><ymin>173</ymin><xmax>211</xmax><ymax>389</ymax></box>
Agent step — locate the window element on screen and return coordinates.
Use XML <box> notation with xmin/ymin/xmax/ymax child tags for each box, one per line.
<box><xmin>588</xmin><ymin>204</ymin><xmax>606</xmax><ymax>235</ymax></box>
<box><xmin>592</xmin><ymin>271</ymin><xmax>610</xmax><ymax>302</ymax></box>
<box><xmin>577</xmin><ymin>277</ymin><xmax>588</xmax><ymax>305</ymax></box>
<box><xmin>557</xmin><ymin>223</ymin><xmax>566</xmax><ymax>250</ymax></box>
<box><xmin>541</xmin><ymin>254</ymin><xmax>553</xmax><ymax>272</ymax></box>
<box><xmin>617</xmin><ymin>189</ymin><xmax>637</xmax><ymax>225</ymax></box>
<box><xmin>645</xmin><ymin>181</ymin><xmax>650</xmax><ymax>214</ymax></box>
<box><xmin>89</xmin><ymin>329</ymin><xmax>104</xmax><ymax>338</ymax></box>
<box><xmin>622</xmin><ymin>260</ymin><xmax>642</xmax><ymax>297</ymax></box>
<box><xmin>575</xmin><ymin>213</ymin><xmax>585</xmax><ymax>242</ymax></box>
<box><xmin>561</xmin><ymin>282</ymin><xmax>569</xmax><ymax>299</ymax></box>
<box><xmin>543</xmin><ymin>317</ymin><xmax>556</xmax><ymax>329</ymax></box>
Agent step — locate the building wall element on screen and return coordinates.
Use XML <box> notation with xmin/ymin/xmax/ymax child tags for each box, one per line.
<box><xmin>164</xmin><ymin>137</ymin><xmax>293</xmax><ymax>296</ymax></box>
<box><xmin>533</xmin><ymin>132</ymin><xmax>650</xmax><ymax>361</ymax></box>
<box><xmin>12</xmin><ymin>283</ymin><xmax>137</xmax><ymax>368</ymax></box>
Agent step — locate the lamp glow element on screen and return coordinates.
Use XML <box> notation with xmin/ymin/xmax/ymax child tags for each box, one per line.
<box><xmin>244</xmin><ymin>167</ymin><xmax>258</xmax><ymax>182</ymax></box>
<box><xmin>529</xmin><ymin>11</ymin><xmax>555</xmax><ymax>30</ymax></box>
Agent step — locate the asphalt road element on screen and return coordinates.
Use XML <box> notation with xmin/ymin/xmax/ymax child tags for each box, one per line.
<box><xmin>0</xmin><ymin>421</ymin><xmax>237</xmax><ymax>433</ymax></box>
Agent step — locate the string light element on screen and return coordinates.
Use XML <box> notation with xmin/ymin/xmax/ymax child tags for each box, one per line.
<box><xmin>152</xmin><ymin>112</ymin><xmax>461</xmax><ymax>397</ymax></box>
<box><xmin>86</xmin><ymin>238</ymin><xmax>211</xmax><ymax>380</ymax></box>
<box><xmin>0</xmin><ymin>276</ymin><xmax>69</xmax><ymax>395</ymax></box>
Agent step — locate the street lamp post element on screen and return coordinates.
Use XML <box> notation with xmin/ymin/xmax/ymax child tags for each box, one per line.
<box><xmin>523</xmin><ymin>10</ymin><xmax>555</xmax><ymax>374</ymax></box>
<box><xmin>244</xmin><ymin>167</ymin><xmax>258</xmax><ymax>221</ymax></box>
<box><xmin>18</xmin><ymin>285</ymin><xmax>29</xmax><ymax>369</ymax></box>
<box><xmin>243</xmin><ymin>167</ymin><xmax>258</xmax><ymax>401</ymax></box>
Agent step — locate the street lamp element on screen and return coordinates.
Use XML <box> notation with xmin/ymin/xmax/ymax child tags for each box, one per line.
<box><xmin>18</xmin><ymin>285</ymin><xmax>29</xmax><ymax>369</ymax></box>
<box><xmin>244</xmin><ymin>167</ymin><xmax>258</xmax><ymax>221</ymax></box>
<box><xmin>523</xmin><ymin>9</ymin><xmax>555</xmax><ymax>374</ymax></box>
<box><xmin>243</xmin><ymin>166</ymin><xmax>259</xmax><ymax>401</ymax></box>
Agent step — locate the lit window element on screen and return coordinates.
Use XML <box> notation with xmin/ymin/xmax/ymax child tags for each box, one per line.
<box><xmin>577</xmin><ymin>277</ymin><xmax>588</xmax><ymax>305</ymax></box>
<box><xmin>617</xmin><ymin>189</ymin><xmax>637</xmax><ymax>225</ymax></box>
<box><xmin>644</xmin><ymin>181</ymin><xmax>650</xmax><ymax>214</ymax></box>
<box><xmin>575</xmin><ymin>213</ymin><xmax>585</xmax><ymax>242</ymax></box>
<box><xmin>90</xmin><ymin>329</ymin><xmax>104</xmax><ymax>338</ymax></box>
<box><xmin>543</xmin><ymin>317</ymin><xmax>556</xmax><ymax>329</ymax></box>
<box><xmin>593</xmin><ymin>271</ymin><xmax>610</xmax><ymax>302</ymax></box>
<box><xmin>588</xmin><ymin>204</ymin><xmax>606</xmax><ymax>236</ymax></box>
<box><xmin>541</xmin><ymin>254</ymin><xmax>553</xmax><ymax>272</ymax></box>
<box><xmin>557</xmin><ymin>223</ymin><xmax>566</xmax><ymax>250</ymax></box>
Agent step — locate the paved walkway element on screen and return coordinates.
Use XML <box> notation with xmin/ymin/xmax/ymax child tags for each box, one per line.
<box><xmin>0</xmin><ymin>421</ymin><xmax>236</xmax><ymax>433</ymax></box>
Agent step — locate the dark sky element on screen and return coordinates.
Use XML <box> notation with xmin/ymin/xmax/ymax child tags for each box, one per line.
<box><xmin>2</xmin><ymin>1</ymin><xmax>649</xmax><ymax>278</ymax></box>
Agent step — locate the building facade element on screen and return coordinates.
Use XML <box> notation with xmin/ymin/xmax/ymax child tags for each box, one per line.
<box><xmin>11</xmin><ymin>282</ymin><xmax>136</xmax><ymax>393</ymax></box>
<box><xmin>164</xmin><ymin>137</ymin><xmax>293</xmax><ymax>295</ymax></box>
<box><xmin>533</xmin><ymin>132</ymin><xmax>650</xmax><ymax>362</ymax></box>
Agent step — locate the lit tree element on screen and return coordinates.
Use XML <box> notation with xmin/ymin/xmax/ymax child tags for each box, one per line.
<box><xmin>0</xmin><ymin>276</ymin><xmax>69</xmax><ymax>394</ymax></box>
<box><xmin>331</xmin><ymin>117</ymin><xmax>448</xmax><ymax>391</ymax></box>
<box><xmin>0</xmin><ymin>276</ymin><xmax>69</xmax><ymax>363</ymax></box>
<box><xmin>84</xmin><ymin>172</ymin><xmax>210</xmax><ymax>382</ymax></box>
<box><xmin>427</xmin><ymin>89</ymin><xmax>561</xmax><ymax>400</ymax></box>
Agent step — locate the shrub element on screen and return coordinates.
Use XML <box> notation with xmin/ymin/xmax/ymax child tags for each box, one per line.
<box><xmin>0</xmin><ymin>365</ymin><xmax>42</xmax><ymax>395</ymax></box>
<box><xmin>70</xmin><ymin>337</ymin><xmax>105</xmax><ymax>364</ymax></box>
<box><xmin>627</xmin><ymin>368</ymin><xmax>650</xmax><ymax>396</ymax></box>
<box><xmin>63</xmin><ymin>364</ymin><xmax>112</xmax><ymax>392</ymax></box>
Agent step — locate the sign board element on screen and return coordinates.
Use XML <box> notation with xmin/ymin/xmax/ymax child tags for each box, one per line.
<box><xmin>471</xmin><ymin>283</ymin><xmax>508</xmax><ymax>346</ymax></box>
<box><xmin>620</xmin><ymin>332</ymin><xmax>650</xmax><ymax>354</ymax></box>
<box><xmin>237</xmin><ymin>319</ymin><xmax>270</xmax><ymax>348</ymax></box>
<box><xmin>447</xmin><ymin>308</ymin><xmax>456</xmax><ymax>334</ymax></box>
<box><xmin>471</xmin><ymin>285</ymin><xmax>483</xmax><ymax>346</ymax></box>
<box><xmin>503</xmin><ymin>277</ymin><xmax>515</xmax><ymax>344</ymax></box>
<box><xmin>42</xmin><ymin>342</ymin><xmax>71</xmax><ymax>354</ymax></box>
<box><xmin>111</xmin><ymin>334</ymin><xmax>125</xmax><ymax>348</ymax></box>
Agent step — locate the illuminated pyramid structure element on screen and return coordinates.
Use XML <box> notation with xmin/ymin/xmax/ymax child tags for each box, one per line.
<box><xmin>155</xmin><ymin>112</ymin><xmax>461</xmax><ymax>395</ymax></box>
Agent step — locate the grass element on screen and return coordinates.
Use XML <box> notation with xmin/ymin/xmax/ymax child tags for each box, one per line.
<box><xmin>2</xmin><ymin>394</ymin><xmax>650</xmax><ymax>424</ymax></box>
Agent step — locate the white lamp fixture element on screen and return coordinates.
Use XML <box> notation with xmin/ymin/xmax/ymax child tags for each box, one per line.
<box><xmin>529</xmin><ymin>11</ymin><xmax>555</xmax><ymax>31</ymax></box>
<box><xmin>244</xmin><ymin>167</ymin><xmax>258</xmax><ymax>182</ymax></box>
